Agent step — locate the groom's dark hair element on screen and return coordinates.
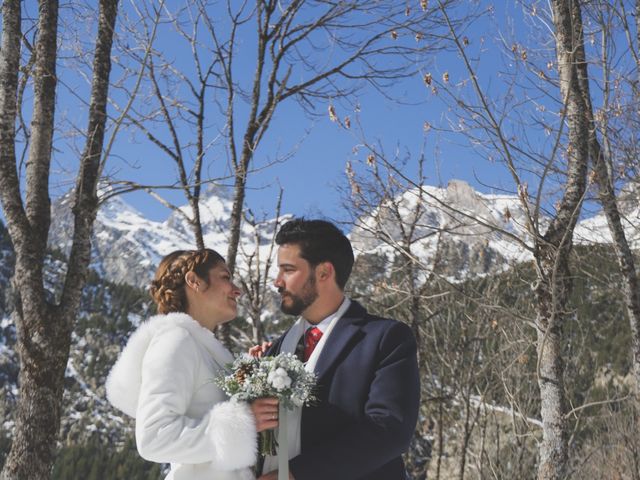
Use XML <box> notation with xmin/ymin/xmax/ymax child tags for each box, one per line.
<box><xmin>275</xmin><ymin>218</ymin><xmax>354</xmax><ymax>290</ymax></box>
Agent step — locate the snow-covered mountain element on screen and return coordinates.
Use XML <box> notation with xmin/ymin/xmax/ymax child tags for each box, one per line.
<box><xmin>352</xmin><ymin>179</ymin><xmax>640</xmax><ymax>280</ymax></box>
<box><xmin>48</xmin><ymin>180</ymin><xmax>640</xmax><ymax>287</ymax></box>
<box><xmin>50</xmin><ymin>180</ymin><xmax>530</xmax><ymax>287</ymax></box>
<box><xmin>350</xmin><ymin>180</ymin><xmax>536</xmax><ymax>280</ymax></box>
<box><xmin>49</xmin><ymin>185</ymin><xmax>283</xmax><ymax>288</ymax></box>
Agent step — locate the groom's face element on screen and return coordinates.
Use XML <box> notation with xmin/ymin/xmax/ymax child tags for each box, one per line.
<box><xmin>274</xmin><ymin>243</ymin><xmax>319</xmax><ymax>316</ymax></box>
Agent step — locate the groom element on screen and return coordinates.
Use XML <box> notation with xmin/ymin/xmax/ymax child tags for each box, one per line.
<box><xmin>258</xmin><ymin>218</ymin><xmax>420</xmax><ymax>480</ymax></box>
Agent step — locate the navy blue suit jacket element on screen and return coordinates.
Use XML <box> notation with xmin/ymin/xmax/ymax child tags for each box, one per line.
<box><xmin>267</xmin><ymin>300</ymin><xmax>420</xmax><ymax>480</ymax></box>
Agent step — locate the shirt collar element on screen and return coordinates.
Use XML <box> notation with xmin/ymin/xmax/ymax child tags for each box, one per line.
<box><xmin>304</xmin><ymin>297</ymin><xmax>351</xmax><ymax>333</ymax></box>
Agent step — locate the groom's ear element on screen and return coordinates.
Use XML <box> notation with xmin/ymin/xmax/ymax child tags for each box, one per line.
<box><xmin>317</xmin><ymin>262</ymin><xmax>334</xmax><ymax>281</ymax></box>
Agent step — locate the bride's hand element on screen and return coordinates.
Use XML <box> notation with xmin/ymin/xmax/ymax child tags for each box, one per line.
<box><xmin>248</xmin><ymin>341</ymin><xmax>272</xmax><ymax>358</ymax></box>
<box><xmin>251</xmin><ymin>397</ymin><xmax>279</xmax><ymax>432</ymax></box>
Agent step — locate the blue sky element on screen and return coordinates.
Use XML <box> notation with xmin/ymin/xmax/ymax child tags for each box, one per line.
<box><xmin>3</xmin><ymin>2</ymin><xmax>616</xmax><ymax>229</ymax></box>
<box><xmin>100</xmin><ymin>2</ymin><xmax>520</xmax><ymax>226</ymax></box>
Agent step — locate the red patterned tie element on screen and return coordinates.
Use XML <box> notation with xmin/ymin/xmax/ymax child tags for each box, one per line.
<box><xmin>304</xmin><ymin>327</ymin><xmax>323</xmax><ymax>362</ymax></box>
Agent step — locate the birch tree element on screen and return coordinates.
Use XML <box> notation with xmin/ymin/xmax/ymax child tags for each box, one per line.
<box><xmin>0</xmin><ymin>1</ymin><xmax>119</xmax><ymax>478</ymax></box>
<box><xmin>528</xmin><ymin>3</ymin><xmax>590</xmax><ymax>477</ymax></box>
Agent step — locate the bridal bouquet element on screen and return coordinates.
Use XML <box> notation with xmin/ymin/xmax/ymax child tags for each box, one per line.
<box><xmin>217</xmin><ymin>352</ymin><xmax>316</xmax><ymax>455</ymax></box>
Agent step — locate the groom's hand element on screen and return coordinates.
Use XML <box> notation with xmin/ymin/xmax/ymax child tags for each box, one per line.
<box><xmin>258</xmin><ymin>471</ymin><xmax>294</xmax><ymax>480</ymax></box>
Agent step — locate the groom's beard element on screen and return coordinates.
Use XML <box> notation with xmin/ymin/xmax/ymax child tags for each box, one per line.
<box><xmin>278</xmin><ymin>273</ymin><xmax>318</xmax><ymax>316</ymax></box>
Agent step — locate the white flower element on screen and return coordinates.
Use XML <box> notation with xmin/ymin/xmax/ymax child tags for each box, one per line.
<box><xmin>267</xmin><ymin>367</ymin><xmax>292</xmax><ymax>391</ymax></box>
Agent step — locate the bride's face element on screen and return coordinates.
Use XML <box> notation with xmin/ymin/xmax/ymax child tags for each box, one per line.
<box><xmin>195</xmin><ymin>263</ymin><xmax>241</xmax><ymax>324</ymax></box>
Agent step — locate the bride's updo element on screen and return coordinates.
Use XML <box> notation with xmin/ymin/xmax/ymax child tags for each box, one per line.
<box><xmin>150</xmin><ymin>249</ymin><xmax>225</xmax><ymax>314</ymax></box>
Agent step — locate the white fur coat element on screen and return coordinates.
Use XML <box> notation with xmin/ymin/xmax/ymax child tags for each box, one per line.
<box><xmin>106</xmin><ymin>312</ymin><xmax>256</xmax><ymax>480</ymax></box>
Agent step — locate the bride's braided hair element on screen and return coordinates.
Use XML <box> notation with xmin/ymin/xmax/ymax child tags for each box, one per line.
<box><xmin>150</xmin><ymin>248</ymin><xmax>225</xmax><ymax>314</ymax></box>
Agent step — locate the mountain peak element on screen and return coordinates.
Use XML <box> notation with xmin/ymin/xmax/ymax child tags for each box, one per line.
<box><xmin>49</xmin><ymin>186</ymin><xmax>281</xmax><ymax>287</ymax></box>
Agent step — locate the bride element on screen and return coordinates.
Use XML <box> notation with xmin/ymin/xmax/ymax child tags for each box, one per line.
<box><xmin>106</xmin><ymin>249</ymin><xmax>278</xmax><ymax>480</ymax></box>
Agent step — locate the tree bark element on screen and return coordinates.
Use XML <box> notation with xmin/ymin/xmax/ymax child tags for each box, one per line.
<box><xmin>0</xmin><ymin>4</ymin><xmax>24</xmax><ymax>234</ymax></box>
<box><xmin>0</xmin><ymin>1</ymin><xmax>119</xmax><ymax>478</ymax></box>
<box><xmin>533</xmin><ymin>1</ymin><xmax>589</xmax><ymax>479</ymax></box>
<box><xmin>226</xmin><ymin>158</ymin><xmax>251</xmax><ymax>275</ymax></box>
<box><xmin>533</xmin><ymin>251</ymin><xmax>571</xmax><ymax>480</ymax></box>
<box><xmin>62</xmin><ymin>0</ymin><xmax>119</xmax><ymax>311</ymax></box>
<box><xmin>1</xmin><ymin>2</ymin><xmax>60</xmax><ymax>475</ymax></box>
<box><xmin>220</xmin><ymin>160</ymin><xmax>250</xmax><ymax>346</ymax></box>
<box><xmin>190</xmin><ymin>197</ymin><xmax>205</xmax><ymax>251</ymax></box>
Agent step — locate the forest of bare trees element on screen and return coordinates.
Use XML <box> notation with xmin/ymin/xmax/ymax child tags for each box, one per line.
<box><xmin>1</xmin><ymin>1</ymin><xmax>639</xmax><ymax>479</ymax></box>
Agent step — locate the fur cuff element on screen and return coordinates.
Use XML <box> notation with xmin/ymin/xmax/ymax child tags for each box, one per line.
<box><xmin>207</xmin><ymin>400</ymin><xmax>257</xmax><ymax>470</ymax></box>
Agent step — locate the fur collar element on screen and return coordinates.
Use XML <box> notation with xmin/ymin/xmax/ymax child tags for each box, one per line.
<box><xmin>106</xmin><ymin>312</ymin><xmax>231</xmax><ymax>418</ymax></box>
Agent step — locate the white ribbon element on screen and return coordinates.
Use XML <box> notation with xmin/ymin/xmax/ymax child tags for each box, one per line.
<box><xmin>277</xmin><ymin>403</ymin><xmax>288</xmax><ymax>480</ymax></box>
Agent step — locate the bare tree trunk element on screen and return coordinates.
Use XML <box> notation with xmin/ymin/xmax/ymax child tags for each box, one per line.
<box><xmin>532</xmin><ymin>2</ymin><xmax>589</xmax><ymax>479</ymax></box>
<box><xmin>589</xmin><ymin>108</ymin><xmax>640</xmax><ymax>418</ymax></box>
<box><xmin>1</xmin><ymin>2</ymin><xmax>60</xmax><ymax>476</ymax></box>
<box><xmin>190</xmin><ymin>82</ymin><xmax>207</xmax><ymax>251</ymax></box>
<box><xmin>218</xmin><ymin>185</ymin><xmax>242</xmax><ymax>344</ymax></box>
<box><xmin>409</xmin><ymin>274</ymin><xmax>421</xmax><ymax>346</ymax></box>
<box><xmin>226</xmin><ymin>160</ymin><xmax>250</xmax><ymax>275</ymax></box>
<box><xmin>60</xmin><ymin>0</ymin><xmax>119</xmax><ymax>319</ymax></box>
<box><xmin>0</xmin><ymin>4</ymin><xmax>24</xmax><ymax>231</ymax></box>
<box><xmin>532</xmin><ymin>2</ymin><xmax>590</xmax><ymax>479</ymax></box>
<box><xmin>0</xmin><ymin>1</ymin><xmax>119</xmax><ymax>478</ymax></box>
<box><xmin>436</xmin><ymin>397</ymin><xmax>444</xmax><ymax>480</ymax></box>
<box><xmin>571</xmin><ymin>0</ymin><xmax>640</xmax><ymax>423</ymax></box>
<box><xmin>221</xmin><ymin>5</ymin><xmax>270</xmax><ymax>348</ymax></box>
<box><xmin>458</xmin><ymin>394</ymin><xmax>472</xmax><ymax>480</ymax></box>
<box><xmin>533</xmin><ymin>251</ymin><xmax>571</xmax><ymax>480</ymax></box>
<box><xmin>225</xmin><ymin>5</ymin><xmax>271</xmax><ymax>276</ymax></box>
<box><xmin>190</xmin><ymin>197</ymin><xmax>205</xmax><ymax>250</ymax></box>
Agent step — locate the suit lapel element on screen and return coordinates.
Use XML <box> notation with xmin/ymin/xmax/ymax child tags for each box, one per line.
<box><xmin>265</xmin><ymin>333</ymin><xmax>286</xmax><ymax>356</ymax></box>
<box><xmin>314</xmin><ymin>301</ymin><xmax>367</xmax><ymax>381</ymax></box>
<box><xmin>266</xmin><ymin>320</ymin><xmax>303</xmax><ymax>357</ymax></box>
